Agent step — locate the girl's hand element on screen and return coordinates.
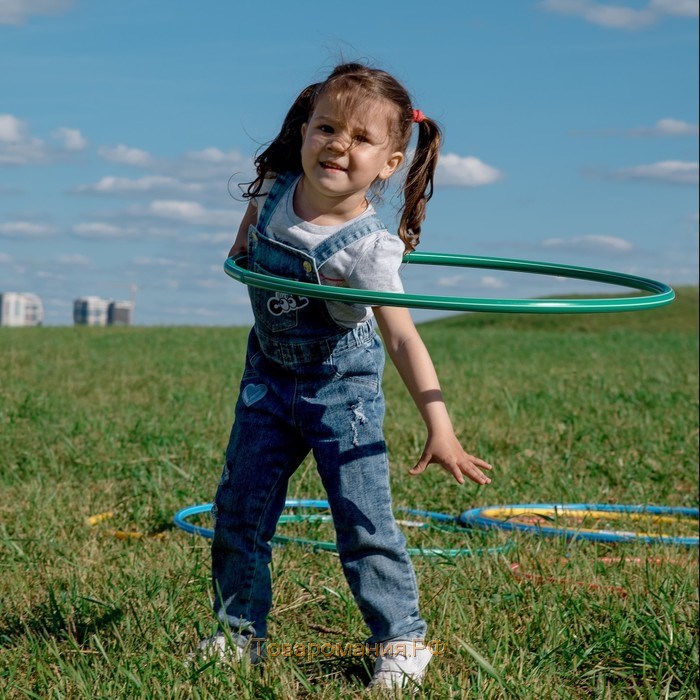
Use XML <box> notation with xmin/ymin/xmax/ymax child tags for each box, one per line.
<box><xmin>409</xmin><ymin>431</ymin><xmax>492</xmax><ymax>485</ymax></box>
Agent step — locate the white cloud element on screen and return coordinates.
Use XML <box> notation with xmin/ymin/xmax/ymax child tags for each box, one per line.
<box><xmin>190</xmin><ymin>232</ymin><xmax>235</xmax><ymax>244</ymax></box>
<box><xmin>132</xmin><ymin>256</ymin><xmax>190</xmax><ymax>268</ymax></box>
<box><xmin>77</xmin><ymin>147</ymin><xmax>253</xmax><ymax>201</ymax></box>
<box><xmin>628</xmin><ymin>118</ymin><xmax>699</xmax><ymax>137</ymax></box>
<box><xmin>98</xmin><ymin>144</ymin><xmax>153</xmax><ymax>167</ymax></box>
<box><xmin>538</xmin><ymin>0</ymin><xmax>697</xmax><ymax>29</ymax></box>
<box><xmin>71</xmin><ymin>222</ymin><xmax>136</xmax><ymax>238</ymax></box>
<box><xmin>538</xmin><ymin>0</ymin><xmax>655</xmax><ymax>29</ymax></box>
<box><xmin>36</xmin><ymin>270</ymin><xmax>64</xmax><ymax>280</ymax></box>
<box><xmin>185</xmin><ymin>147</ymin><xmax>247</xmax><ymax>164</ymax></box>
<box><xmin>51</xmin><ymin>127</ymin><xmax>86</xmax><ymax>151</ymax></box>
<box><xmin>56</xmin><ymin>253</ymin><xmax>90</xmax><ymax>266</ymax></box>
<box><xmin>146</xmin><ymin>200</ymin><xmax>238</xmax><ymax>227</ymax></box>
<box><xmin>143</xmin><ymin>226</ymin><xmax>181</xmax><ymax>238</ymax></box>
<box><xmin>0</xmin><ymin>140</ymin><xmax>46</xmax><ymax>165</ymax></box>
<box><xmin>436</xmin><ymin>153</ymin><xmax>503</xmax><ymax>187</ymax></box>
<box><xmin>542</xmin><ymin>235</ymin><xmax>634</xmax><ymax>252</ymax></box>
<box><xmin>436</xmin><ymin>274</ymin><xmax>465</xmax><ymax>288</ymax></box>
<box><xmin>436</xmin><ymin>274</ymin><xmax>507</xmax><ymax>289</ymax></box>
<box><xmin>481</xmin><ymin>276</ymin><xmax>507</xmax><ymax>289</ymax></box>
<box><xmin>67</xmin><ymin>144</ymin><xmax>252</xmax><ymax>201</ymax></box>
<box><xmin>0</xmin><ymin>221</ymin><xmax>57</xmax><ymax>236</ymax></box>
<box><xmin>0</xmin><ymin>0</ymin><xmax>75</xmax><ymax>25</ymax></box>
<box><xmin>194</xmin><ymin>278</ymin><xmax>230</xmax><ymax>290</ymax></box>
<box><xmin>0</xmin><ymin>252</ymin><xmax>12</xmax><ymax>263</ymax></box>
<box><xmin>176</xmin><ymin>147</ymin><xmax>253</xmax><ymax>182</ymax></box>
<box><xmin>167</xmin><ymin>306</ymin><xmax>223</xmax><ymax>318</ymax></box>
<box><xmin>616</xmin><ymin>160</ymin><xmax>699</xmax><ymax>185</ymax></box>
<box><xmin>0</xmin><ymin>114</ymin><xmax>45</xmax><ymax>165</ymax></box>
<box><xmin>74</xmin><ymin>175</ymin><xmax>205</xmax><ymax>197</ymax></box>
<box><xmin>0</xmin><ymin>114</ymin><xmax>86</xmax><ymax>164</ymax></box>
<box><xmin>0</xmin><ymin>114</ymin><xmax>25</xmax><ymax>142</ymax></box>
<box><xmin>649</xmin><ymin>0</ymin><xmax>698</xmax><ymax>17</ymax></box>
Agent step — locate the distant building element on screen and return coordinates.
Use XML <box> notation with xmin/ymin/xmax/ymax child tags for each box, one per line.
<box><xmin>0</xmin><ymin>292</ymin><xmax>44</xmax><ymax>327</ymax></box>
<box><xmin>108</xmin><ymin>301</ymin><xmax>134</xmax><ymax>326</ymax></box>
<box><xmin>73</xmin><ymin>296</ymin><xmax>109</xmax><ymax>326</ymax></box>
<box><xmin>73</xmin><ymin>297</ymin><xmax>134</xmax><ymax>326</ymax></box>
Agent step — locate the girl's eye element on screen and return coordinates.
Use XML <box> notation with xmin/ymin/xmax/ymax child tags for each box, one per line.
<box><xmin>353</xmin><ymin>134</ymin><xmax>369</xmax><ymax>143</ymax></box>
<box><xmin>318</xmin><ymin>124</ymin><xmax>334</xmax><ymax>134</ymax></box>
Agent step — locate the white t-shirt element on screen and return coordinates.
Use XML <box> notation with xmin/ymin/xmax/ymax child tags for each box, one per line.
<box><xmin>251</xmin><ymin>175</ymin><xmax>405</xmax><ymax>328</ymax></box>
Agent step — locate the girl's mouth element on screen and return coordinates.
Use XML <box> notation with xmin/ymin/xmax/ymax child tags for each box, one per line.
<box><xmin>320</xmin><ymin>161</ymin><xmax>346</xmax><ymax>172</ymax></box>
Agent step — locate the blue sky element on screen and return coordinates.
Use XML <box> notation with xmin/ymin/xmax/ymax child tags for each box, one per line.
<box><xmin>0</xmin><ymin>0</ymin><xmax>697</xmax><ymax>326</ymax></box>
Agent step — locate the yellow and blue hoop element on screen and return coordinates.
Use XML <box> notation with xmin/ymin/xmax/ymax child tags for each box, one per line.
<box><xmin>460</xmin><ymin>503</ymin><xmax>699</xmax><ymax>546</ymax></box>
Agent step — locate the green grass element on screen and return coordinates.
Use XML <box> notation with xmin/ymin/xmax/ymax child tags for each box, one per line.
<box><xmin>1</xmin><ymin>288</ymin><xmax>698</xmax><ymax>699</ymax></box>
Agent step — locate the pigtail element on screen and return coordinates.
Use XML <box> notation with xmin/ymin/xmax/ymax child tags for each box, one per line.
<box><xmin>398</xmin><ymin>117</ymin><xmax>442</xmax><ymax>253</ymax></box>
<box><xmin>244</xmin><ymin>83</ymin><xmax>320</xmax><ymax>199</ymax></box>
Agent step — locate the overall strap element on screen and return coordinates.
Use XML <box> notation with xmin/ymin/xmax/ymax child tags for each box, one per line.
<box><xmin>311</xmin><ymin>214</ymin><xmax>388</xmax><ymax>268</ymax></box>
<box><xmin>256</xmin><ymin>172</ymin><xmax>300</xmax><ymax>236</ymax></box>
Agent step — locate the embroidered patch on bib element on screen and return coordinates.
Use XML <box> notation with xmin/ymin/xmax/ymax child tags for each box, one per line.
<box><xmin>242</xmin><ymin>383</ymin><xmax>268</xmax><ymax>406</ymax></box>
<box><xmin>267</xmin><ymin>292</ymin><xmax>309</xmax><ymax>316</ymax></box>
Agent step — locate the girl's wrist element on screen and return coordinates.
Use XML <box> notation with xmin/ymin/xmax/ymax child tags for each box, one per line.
<box><xmin>423</xmin><ymin>410</ymin><xmax>454</xmax><ymax>437</ymax></box>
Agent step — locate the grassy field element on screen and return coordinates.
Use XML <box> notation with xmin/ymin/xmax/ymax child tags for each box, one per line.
<box><xmin>1</xmin><ymin>288</ymin><xmax>698</xmax><ymax>699</ymax></box>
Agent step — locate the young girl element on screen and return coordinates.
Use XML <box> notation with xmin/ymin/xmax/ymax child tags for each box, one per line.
<box><xmin>200</xmin><ymin>62</ymin><xmax>492</xmax><ymax>691</ymax></box>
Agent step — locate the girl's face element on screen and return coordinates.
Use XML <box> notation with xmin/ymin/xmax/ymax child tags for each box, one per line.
<box><xmin>299</xmin><ymin>93</ymin><xmax>404</xmax><ymax>215</ymax></box>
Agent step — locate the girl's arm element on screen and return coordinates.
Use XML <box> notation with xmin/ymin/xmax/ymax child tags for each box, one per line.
<box><xmin>228</xmin><ymin>201</ymin><xmax>258</xmax><ymax>258</ymax></box>
<box><xmin>373</xmin><ymin>305</ymin><xmax>492</xmax><ymax>485</ymax></box>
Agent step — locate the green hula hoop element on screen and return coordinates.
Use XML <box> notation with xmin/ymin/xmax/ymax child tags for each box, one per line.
<box><xmin>224</xmin><ymin>252</ymin><xmax>674</xmax><ymax>314</ymax></box>
<box><xmin>272</xmin><ymin>514</ymin><xmax>511</xmax><ymax>558</ymax></box>
<box><xmin>173</xmin><ymin>501</ymin><xmax>512</xmax><ymax>558</ymax></box>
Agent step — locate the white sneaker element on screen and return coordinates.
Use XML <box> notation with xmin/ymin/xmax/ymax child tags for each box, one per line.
<box><xmin>367</xmin><ymin>640</ymin><xmax>433</xmax><ymax>694</ymax></box>
<box><xmin>186</xmin><ymin>632</ymin><xmax>246</xmax><ymax>666</ymax></box>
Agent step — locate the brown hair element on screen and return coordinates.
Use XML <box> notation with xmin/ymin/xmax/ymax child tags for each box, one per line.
<box><xmin>245</xmin><ymin>63</ymin><xmax>442</xmax><ymax>252</ymax></box>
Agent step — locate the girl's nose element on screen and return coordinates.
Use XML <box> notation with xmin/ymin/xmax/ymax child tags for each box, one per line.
<box><xmin>327</xmin><ymin>134</ymin><xmax>350</xmax><ymax>153</ymax></box>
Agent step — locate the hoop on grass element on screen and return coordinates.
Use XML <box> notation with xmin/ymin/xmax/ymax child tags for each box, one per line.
<box><xmin>224</xmin><ymin>252</ymin><xmax>674</xmax><ymax>314</ymax></box>
<box><xmin>173</xmin><ymin>503</ymin><xmax>216</xmax><ymax>539</ymax></box>
<box><xmin>459</xmin><ymin>503</ymin><xmax>699</xmax><ymax>546</ymax></box>
<box><xmin>173</xmin><ymin>500</ymin><xmax>512</xmax><ymax>557</ymax></box>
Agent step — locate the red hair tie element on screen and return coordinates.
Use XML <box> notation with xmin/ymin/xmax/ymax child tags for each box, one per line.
<box><xmin>412</xmin><ymin>109</ymin><xmax>425</xmax><ymax>124</ymax></box>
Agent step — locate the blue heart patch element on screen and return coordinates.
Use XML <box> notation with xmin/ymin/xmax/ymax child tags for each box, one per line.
<box><xmin>242</xmin><ymin>383</ymin><xmax>268</xmax><ymax>406</ymax></box>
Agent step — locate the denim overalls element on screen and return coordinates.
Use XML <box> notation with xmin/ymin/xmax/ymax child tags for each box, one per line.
<box><xmin>211</xmin><ymin>172</ymin><xmax>427</xmax><ymax>648</ymax></box>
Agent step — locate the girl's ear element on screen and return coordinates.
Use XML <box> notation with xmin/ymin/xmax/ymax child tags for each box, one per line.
<box><xmin>378</xmin><ymin>151</ymin><xmax>404</xmax><ymax>181</ymax></box>
<box><xmin>301</xmin><ymin>123</ymin><xmax>308</xmax><ymax>141</ymax></box>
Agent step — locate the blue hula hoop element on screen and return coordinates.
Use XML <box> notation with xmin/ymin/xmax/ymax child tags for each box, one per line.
<box><xmin>173</xmin><ymin>503</ymin><xmax>216</xmax><ymax>539</ymax></box>
<box><xmin>459</xmin><ymin>503</ymin><xmax>699</xmax><ymax>546</ymax></box>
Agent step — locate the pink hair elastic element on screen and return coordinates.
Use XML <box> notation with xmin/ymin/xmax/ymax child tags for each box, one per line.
<box><xmin>412</xmin><ymin>109</ymin><xmax>425</xmax><ymax>124</ymax></box>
